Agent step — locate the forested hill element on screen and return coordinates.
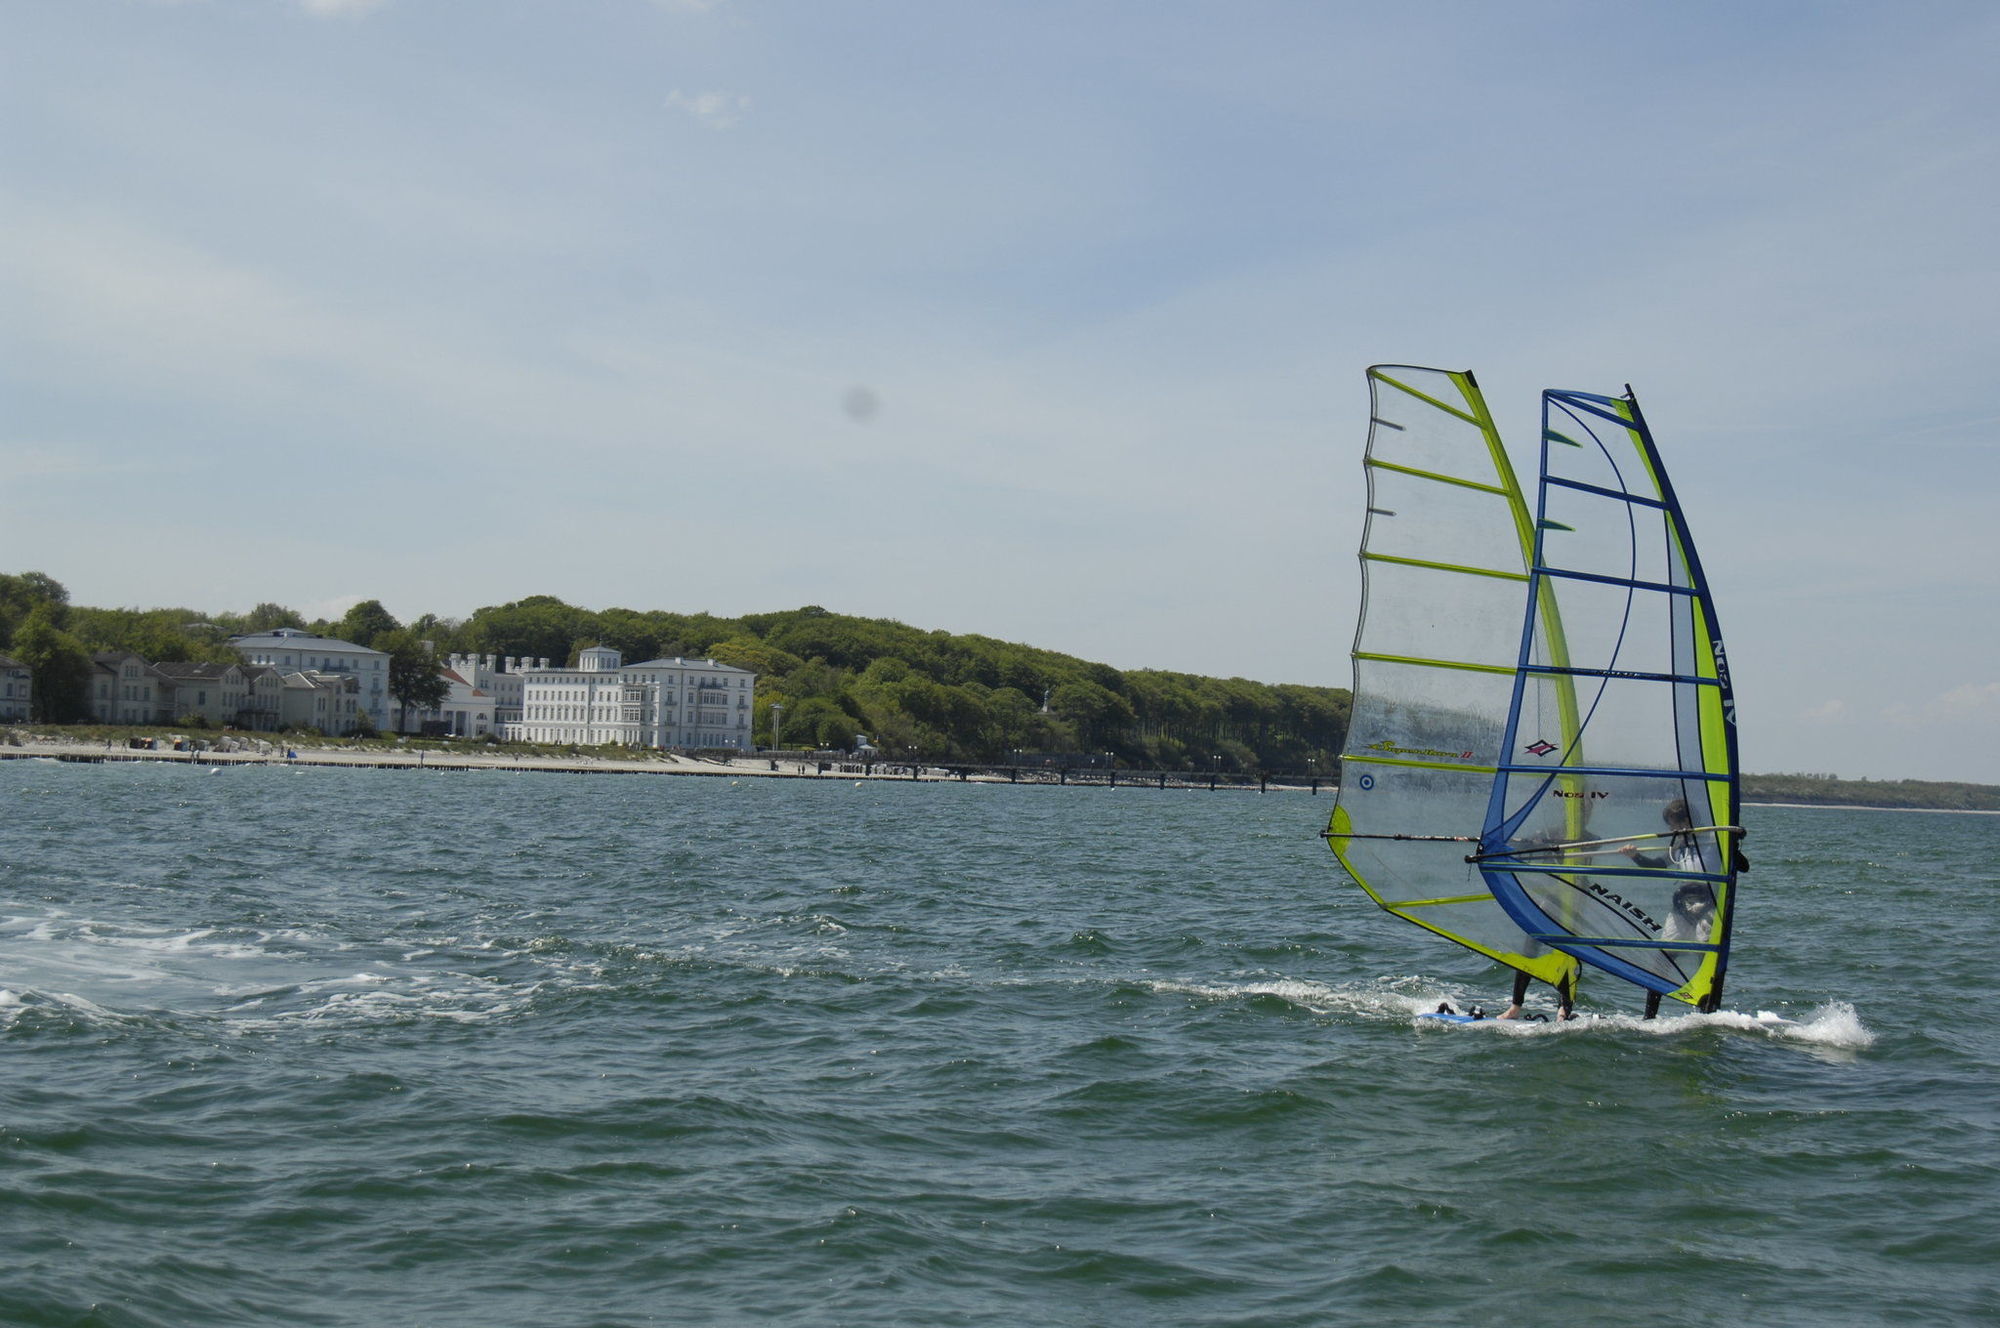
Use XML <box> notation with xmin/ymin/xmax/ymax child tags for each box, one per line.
<box><xmin>461</xmin><ymin>599</ymin><xmax>1352</xmax><ymax>772</ymax></box>
<box><xmin>23</xmin><ymin>576</ymin><xmax>1993</xmax><ymax>803</ymax></box>
<box><xmin>6</xmin><ymin>576</ymin><xmax>1349</xmax><ymax>771</ymax></box>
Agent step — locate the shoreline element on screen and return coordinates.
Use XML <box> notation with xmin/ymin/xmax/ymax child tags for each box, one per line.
<box><xmin>0</xmin><ymin>740</ymin><xmax>1321</xmax><ymax>792</ymax></box>
<box><xmin>1742</xmin><ymin>799</ymin><xmax>2000</xmax><ymax>816</ymax></box>
<box><xmin>0</xmin><ymin>739</ymin><xmax>891</xmax><ymax>781</ymax></box>
<box><xmin>5</xmin><ymin>741</ymin><xmax>1989</xmax><ymax>809</ymax></box>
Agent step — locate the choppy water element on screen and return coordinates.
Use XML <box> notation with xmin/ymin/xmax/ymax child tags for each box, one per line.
<box><xmin>1</xmin><ymin>760</ymin><xmax>1994</xmax><ymax>1326</ymax></box>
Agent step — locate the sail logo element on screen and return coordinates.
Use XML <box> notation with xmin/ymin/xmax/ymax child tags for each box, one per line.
<box><xmin>1524</xmin><ymin>739</ymin><xmax>1558</xmax><ymax>757</ymax></box>
<box><xmin>1713</xmin><ymin>639</ymin><xmax>1737</xmax><ymax>725</ymax></box>
<box><xmin>1365</xmin><ymin>739</ymin><xmax>1474</xmax><ymax>761</ymax></box>
<box><xmin>1583</xmin><ymin>879</ymin><xmax>1662</xmax><ymax>934</ymax></box>
<box><xmin>1554</xmin><ymin>789</ymin><xmax>1609</xmax><ymax>800</ymax></box>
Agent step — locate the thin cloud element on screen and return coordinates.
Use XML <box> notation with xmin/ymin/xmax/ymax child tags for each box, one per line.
<box><xmin>665</xmin><ymin>90</ymin><xmax>750</xmax><ymax>130</ymax></box>
<box><xmin>1882</xmin><ymin>682</ymin><xmax>2000</xmax><ymax>726</ymax></box>
<box><xmin>1923</xmin><ymin>682</ymin><xmax>2000</xmax><ymax>722</ymax></box>
<box><xmin>0</xmin><ymin>443</ymin><xmax>153</xmax><ymax>482</ymax></box>
<box><xmin>297</xmin><ymin>0</ymin><xmax>388</xmax><ymax>16</ymax></box>
<box><xmin>300</xmin><ymin>595</ymin><xmax>368</xmax><ymax>623</ymax></box>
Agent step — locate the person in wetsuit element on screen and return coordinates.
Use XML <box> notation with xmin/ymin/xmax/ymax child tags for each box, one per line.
<box><xmin>1619</xmin><ymin>797</ymin><xmax>1748</xmax><ymax>1017</ymax></box>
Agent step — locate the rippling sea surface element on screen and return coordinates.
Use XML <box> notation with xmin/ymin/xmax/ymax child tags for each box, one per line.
<box><xmin>3</xmin><ymin>760</ymin><xmax>1996</xmax><ymax>1327</ymax></box>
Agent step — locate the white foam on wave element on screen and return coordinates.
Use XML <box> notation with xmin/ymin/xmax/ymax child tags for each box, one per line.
<box><xmin>1757</xmin><ymin>1000</ymin><xmax>1875</xmax><ymax>1049</ymax></box>
<box><xmin>1143</xmin><ymin>975</ymin><xmax>1426</xmax><ymax>1020</ymax></box>
<box><xmin>0</xmin><ymin>900</ymin><xmax>580</xmax><ymax>1034</ymax></box>
<box><xmin>0</xmin><ymin>986</ymin><xmax>143</xmax><ymax>1030</ymax></box>
<box><xmin>14</xmin><ymin>914</ymin><xmax>290</xmax><ymax>965</ymax></box>
<box><xmin>1398</xmin><ymin>998</ymin><xmax>1877</xmax><ymax>1049</ymax></box>
<box><xmin>1140</xmin><ymin>974</ymin><xmax>1877</xmax><ymax>1052</ymax></box>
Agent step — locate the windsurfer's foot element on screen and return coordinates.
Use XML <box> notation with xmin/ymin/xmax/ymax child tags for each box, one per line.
<box><xmin>1494</xmin><ymin>1004</ymin><xmax>1522</xmax><ymax>1020</ymax></box>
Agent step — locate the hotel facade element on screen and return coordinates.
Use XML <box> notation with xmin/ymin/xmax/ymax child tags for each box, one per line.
<box><xmin>502</xmin><ymin>647</ymin><xmax>755</xmax><ymax>750</ymax></box>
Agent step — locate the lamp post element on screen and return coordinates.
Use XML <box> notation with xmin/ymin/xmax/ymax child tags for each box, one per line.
<box><xmin>771</xmin><ymin>703</ymin><xmax>784</xmax><ymax>751</ymax></box>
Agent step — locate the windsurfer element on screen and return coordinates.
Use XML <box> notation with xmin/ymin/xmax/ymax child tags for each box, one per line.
<box><xmin>1662</xmin><ymin>882</ymin><xmax>1718</xmax><ymax>943</ymax></box>
<box><xmin>1619</xmin><ymin>797</ymin><xmax>1699</xmax><ymax>869</ymax></box>
<box><xmin>1494</xmin><ymin>968</ymin><xmax>1576</xmax><ymax>1021</ymax></box>
<box><xmin>1620</xmin><ymin>796</ymin><xmax>1750</xmax><ymax>873</ymax></box>
<box><xmin>1492</xmin><ymin>822</ymin><xmax>1581</xmax><ymax>1020</ymax></box>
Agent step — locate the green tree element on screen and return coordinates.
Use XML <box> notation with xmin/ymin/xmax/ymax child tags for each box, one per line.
<box><xmin>338</xmin><ymin>599</ymin><xmax>401</xmax><ymax>648</ymax></box>
<box><xmin>466</xmin><ymin>595</ymin><xmax>588</xmax><ymax>665</ymax></box>
<box><xmin>1048</xmin><ymin>679</ymin><xmax>1135</xmax><ymax>749</ymax></box>
<box><xmin>708</xmin><ymin>636</ymin><xmax>804</xmax><ymax>680</ymax></box>
<box><xmin>11</xmin><ymin>604</ymin><xmax>93</xmax><ymax>722</ymax></box>
<box><xmin>241</xmin><ymin>602</ymin><xmax>305</xmax><ymax>633</ymax></box>
<box><xmin>68</xmin><ymin>606</ymin><xmax>234</xmax><ymax>664</ymax></box>
<box><xmin>379</xmin><ymin>629</ymin><xmax>450</xmax><ymax>732</ymax></box>
<box><xmin>0</xmin><ymin>571</ymin><xmax>70</xmax><ymax>648</ymax></box>
<box><xmin>408</xmin><ymin>613</ymin><xmax>473</xmax><ymax>655</ymax></box>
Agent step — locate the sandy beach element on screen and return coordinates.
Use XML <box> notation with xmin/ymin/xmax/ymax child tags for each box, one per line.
<box><xmin>0</xmin><ymin>735</ymin><xmax>1325</xmax><ymax>792</ymax></box>
<box><xmin>0</xmin><ymin>736</ymin><xmax>905</xmax><ymax>781</ymax></box>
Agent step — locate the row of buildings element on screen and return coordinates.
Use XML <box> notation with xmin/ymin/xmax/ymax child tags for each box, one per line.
<box><xmin>1</xmin><ymin>629</ymin><xmax>757</xmax><ymax>750</ymax></box>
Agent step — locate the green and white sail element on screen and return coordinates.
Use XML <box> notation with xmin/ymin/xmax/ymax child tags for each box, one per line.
<box><xmin>1325</xmin><ymin>366</ymin><xmax>1582</xmax><ymax>997</ymax></box>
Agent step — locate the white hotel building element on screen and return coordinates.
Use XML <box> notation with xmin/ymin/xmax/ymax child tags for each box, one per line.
<box><xmin>503</xmin><ymin>647</ymin><xmax>755</xmax><ymax>750</ymax></box>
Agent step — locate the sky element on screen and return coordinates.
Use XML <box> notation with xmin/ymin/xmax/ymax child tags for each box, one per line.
<box><xmin>3</xmin><ymin>0</ymin><xmax>1997</xmax><ymax>783</ymax></box>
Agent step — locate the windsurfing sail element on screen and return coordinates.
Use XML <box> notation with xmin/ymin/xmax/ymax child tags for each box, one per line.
<box><xmin>1325</xmin><ymin>366</ymin><xmax>1582</xmax><ymax>998</ymax></box>
<box><xmin>1477</xmin><ymin>387</ymin><xmax>1741</xmax><ymax>1011</ymax></box>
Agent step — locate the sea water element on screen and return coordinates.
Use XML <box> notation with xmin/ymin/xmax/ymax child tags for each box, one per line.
<box><xmin>0</xmin><ymin>760</ymin><xmax>1994</xmax><ymax>1327</ymax></box>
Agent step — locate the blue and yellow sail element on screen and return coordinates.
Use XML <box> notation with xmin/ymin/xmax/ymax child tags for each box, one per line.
<box><xmin>1477</xmin><ymin>388</ymin><xmax>1742</xmax><ymax>1011</ymax></box>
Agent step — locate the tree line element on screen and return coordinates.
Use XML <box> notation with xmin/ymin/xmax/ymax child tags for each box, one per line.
<box><xmin>0</xmin><ymin>575</ymin><xmax>1350</xmax><ymax>770</ymax></box>
<box><xmin>11</xmin><ymin>573</ymin><xmax>2000</xmax><ymax>802</ymax></box>
<box><xmin>0</xmin><ymin>573</ymin><xmax>448</xmax><ymax>732</ymax></box>
<box><xmin>1740</xmin><ymin>773</ymin><xmax>2000</xmax><ymax>813</ymax></box>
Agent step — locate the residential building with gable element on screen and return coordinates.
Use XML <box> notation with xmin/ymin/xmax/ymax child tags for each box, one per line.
<box><xmin>91</xmin><ymin>652</ymin><xmax>174</xmax><ymax>725</ymax></box>
<box><xmin>238</xmin><ymin>666</ymin><xmax>286</xmax><ymax>730</ymax></box>
<box><xmin>230</xmin><ymin>628</ymin><xmax>391</xmax><ymax>733</ymax></box>
<box><xmin>0</xmin><ymin>655</ymin><xmax>30</xmax><ymax>722</ymax></box>
<box><xmin>152</xmin><ymin>661</ymin><xmax>248</xmax><ymax>727</ymax></box>
<box><xmin>278</xmin><ymin>670</ymin><xmax>360</xmax><ymax>734</ymax></box>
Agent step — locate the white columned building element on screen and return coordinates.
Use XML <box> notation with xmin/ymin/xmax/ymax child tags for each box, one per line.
<box><xmin>504</xmin><ymin>648</ymin><xmax>755</xmax><ymax>749</ymax></box>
